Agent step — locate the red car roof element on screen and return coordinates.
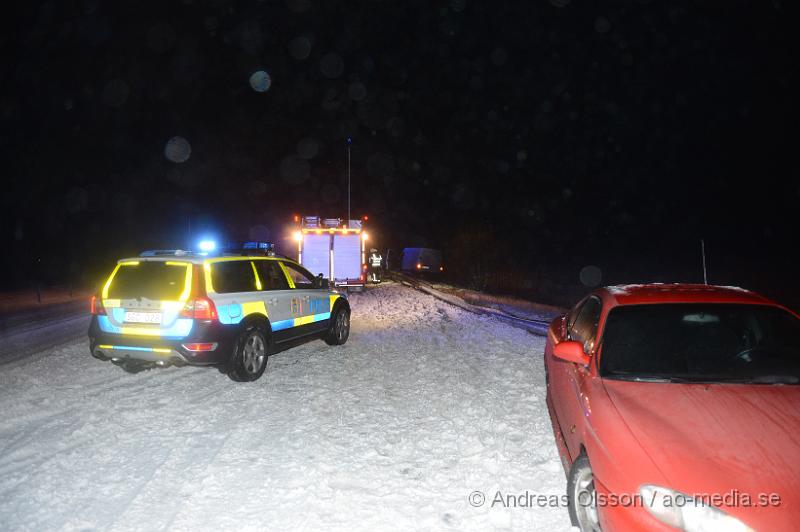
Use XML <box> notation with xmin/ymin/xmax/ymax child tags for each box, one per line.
<box><xmin>597</xmin><ymin>283</ymin><xmax>774</xmax><ymax>307</ymax></box>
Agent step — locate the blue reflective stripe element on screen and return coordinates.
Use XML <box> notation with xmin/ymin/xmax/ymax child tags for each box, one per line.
<box><xmin>97</xmin><ymin>315</ymin><xmax>123</xmax><ymax>333</ymax></box>
<box><xmin>104</xmin><ymin>345</ymin><xmax>160</xmax><ymax>352</ymax></box>
<box><xmin>111</xmin><ymin>307</ymin><xmax>126</xmax><ymax>322</ymax></box>
<box><xmin>217</xmin><ymin>304</ymin><xmax>244</xmax><ymax>325</ymax></box>
<box><xmin>312</xmin><ymin>312</ymin><xmax>331</xmax><ymax>322</ymax></box>
<box><xmin>270</xmin><ymin>312</ymin><xmax>331</xmax><ymax>332</ymax></box>
<box><xmin>270</xmin><ymin>319</ymin><xmax>294</xmax><ymax>331</ymax></box>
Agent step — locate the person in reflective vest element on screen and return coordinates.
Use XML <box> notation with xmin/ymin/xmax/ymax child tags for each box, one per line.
<box><xmin>368</xmin><ymin>249</ymin><xmax>382</xmax><ymax>283</ymax></box>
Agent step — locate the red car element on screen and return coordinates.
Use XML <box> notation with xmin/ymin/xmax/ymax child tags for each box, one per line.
<box><xmin>545</xmin><ymin>284</ymin><xmax>800</xmax><ymax>532</ymax></box>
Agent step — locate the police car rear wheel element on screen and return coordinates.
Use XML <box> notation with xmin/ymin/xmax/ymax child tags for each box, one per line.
<box><xmin>325</xmin><ymin>307</ymin><xmax>350</xmax><ymax>345</ymax></box>
<box><xmin>228</xmin><ymin>328</ymin><xmax>268</xmax><ymax>382</ymax></box>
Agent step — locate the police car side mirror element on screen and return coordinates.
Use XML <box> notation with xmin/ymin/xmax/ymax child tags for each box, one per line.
<box><xmin>314</xmin><ymin>274</ymin><xmax>329</xmax><ymax>289</ymax></box>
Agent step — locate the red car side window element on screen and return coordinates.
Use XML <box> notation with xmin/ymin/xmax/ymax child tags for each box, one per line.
<box><xmin>567</xmin><ymin>300</ymin><xmax>584</xmax><ymax>336</ymax></box>
<box><xmin>570</xmin><ymin>296</ymin><xmax>602</xmax><ymax>353</ymax></box>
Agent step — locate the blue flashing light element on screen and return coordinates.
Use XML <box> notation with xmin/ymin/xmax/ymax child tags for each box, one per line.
<box><xmin>198</xmin><ymin>240</ymin><xmax>217</xmax><ymax>252</ymax></box>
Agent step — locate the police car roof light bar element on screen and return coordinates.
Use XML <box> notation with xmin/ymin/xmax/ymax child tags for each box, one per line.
<box><xmin>216</xmin><ymin>241</ymin><xmax>275</xmax><ymax>257</ymax></box>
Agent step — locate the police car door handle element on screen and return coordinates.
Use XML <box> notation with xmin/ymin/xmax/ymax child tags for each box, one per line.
<box><xmin>267</xmin><ymin>297</ymin><xmax>278</xmax><ymax>305</ymax></box>
<box><xmin>302</xmin><ymin>295</ymin><xmax>310</xmax><ymax>301</ymax></box>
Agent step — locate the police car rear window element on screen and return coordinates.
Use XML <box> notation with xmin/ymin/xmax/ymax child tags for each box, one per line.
<box><xmin>107</xmin><ymin>262</ymin><xmax>187</xmax><ymax>301</ymax></box>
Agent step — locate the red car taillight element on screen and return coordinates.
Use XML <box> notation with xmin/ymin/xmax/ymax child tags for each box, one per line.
<box><xmin>90</xmin><ymin>295</ymin><xmax>106</xmax><ymax>315</ymax></box>
<box><xmin>180</xmin><ymin>298</ymin><xmax>218</xmax><ymax>320</ymax></box>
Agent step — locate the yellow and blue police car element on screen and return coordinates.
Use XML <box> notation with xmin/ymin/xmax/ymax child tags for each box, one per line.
<box><xmin>88</xmin><ymin>242</ymin><xmax>350</xmax><ymax>381</ymax></box>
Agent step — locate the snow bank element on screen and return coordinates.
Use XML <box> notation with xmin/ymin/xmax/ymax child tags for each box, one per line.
<box><xmin>0</xmin><ymin>284</ymin><xmax>570</xmax><ymax>532</ymax></box>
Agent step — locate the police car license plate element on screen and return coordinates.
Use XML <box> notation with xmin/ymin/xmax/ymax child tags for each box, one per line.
<box><xmin>124</xmin><ymin>311</ymin><xmax>162</xmax><ymax>324</ymax></box>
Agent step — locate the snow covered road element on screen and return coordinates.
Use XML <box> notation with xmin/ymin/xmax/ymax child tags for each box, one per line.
<box><xmin>0</xmin><ymin>283</ymin><xmax>570</xmax><ymax>532</ymax></box>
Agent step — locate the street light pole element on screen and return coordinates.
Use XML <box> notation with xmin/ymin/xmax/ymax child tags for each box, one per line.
<box><xmin>346</xmin><ymin>136</ymin><xmax>352</xmax><ymax>223</ymax></box>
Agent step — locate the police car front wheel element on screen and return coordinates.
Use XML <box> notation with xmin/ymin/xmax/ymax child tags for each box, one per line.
<box><xmin>228</xmin><ymin>328</ymin><xmax>268</xmax><ymax>382</ymax></box>
<box><xmin>325</xmin><ymin>307</ymin><xmax>350</xmax><ymax>346</ymax></box>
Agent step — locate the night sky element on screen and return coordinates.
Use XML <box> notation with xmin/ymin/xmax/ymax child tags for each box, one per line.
<box><xmin>1</xmin><ymin>1</ymin><xmax>796</xmax><ymax>308</ymax></box>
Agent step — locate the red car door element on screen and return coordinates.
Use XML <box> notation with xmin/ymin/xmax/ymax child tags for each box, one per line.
<box><xmin>552</xmin><ymin>296</ymin><xmax>602</xmax><ymax>459</ymax></box>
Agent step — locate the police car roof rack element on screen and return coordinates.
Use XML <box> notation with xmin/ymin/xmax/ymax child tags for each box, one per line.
<box><xmin>139</xmin><ymin>249</ymin><xmax>198</xmax><ymax>257</ymax></box>
<box><xmin>218</xmin><ymin>241</ymin><xmax>276</xmax><ymax>257</ymax></box>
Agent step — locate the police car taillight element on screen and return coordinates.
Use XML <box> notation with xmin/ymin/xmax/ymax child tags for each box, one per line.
<box><xmin>181</xmin><ymin>342</ymin><xmax>218</xmax><ymax>352</ymax></box>
<box><xmin>180</xmin><ymin>298</ymin><xmax>218</xmax><ymax>320</ymax></box>
<box><xmin>90</xmin><ymin>295</ymin><xmax>106</xmax><ymax>316</ymax></box>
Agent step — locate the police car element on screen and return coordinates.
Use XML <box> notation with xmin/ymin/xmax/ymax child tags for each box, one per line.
<box><xmin>88</xmin><ymin>243</ymin><xmax>351</xmax><ymax>382</ymax></box>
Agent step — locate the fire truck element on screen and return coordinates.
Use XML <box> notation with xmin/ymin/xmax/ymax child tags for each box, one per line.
<box><xmin>293</xmin><ymin>216</ymin><xmax>367</xmax><ymax>290</ymax></box>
